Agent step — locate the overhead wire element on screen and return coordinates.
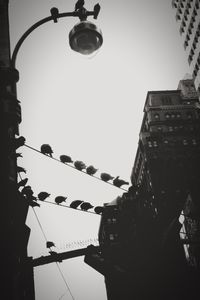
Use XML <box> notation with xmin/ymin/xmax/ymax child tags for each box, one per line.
<box><xmin>31</xmin><ymin>207</ymin><xmax>75</xmax><ymax>300</ymax></box>
<box><xmin>24</xmin><ymin>143</ymin><xmax>129</xmax><ymax>192</ymax></box>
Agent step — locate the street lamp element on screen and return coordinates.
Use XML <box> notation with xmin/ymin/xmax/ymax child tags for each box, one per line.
<box><xmin>0</xmin><ymin>1</ymin><xmax>103</xmax><ymax>299</ymax></box>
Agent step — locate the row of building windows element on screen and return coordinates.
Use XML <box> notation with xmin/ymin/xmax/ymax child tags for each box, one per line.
<box><xmin>188</xmin><ymin>22</ymin><xmax>200</xmax><ymax>63</ymax></box>
<box><xmin>147</xmin><ymin>138</ymin><xmax>199</xmax><ymax>148</ymax></box>
<box><xmin>150</xmin><ymin>124</ymin><xmax>198</xmax><ymax>133</ymax></box>
<box><xmin>193</xmin><ymin>52</ymin><xmax>200</xmax><ymax>77</ymax></box>
<box><xmin>153</xmin><ymin>111</ymin><xmax>196</xmax><ymax>120</ymax></box>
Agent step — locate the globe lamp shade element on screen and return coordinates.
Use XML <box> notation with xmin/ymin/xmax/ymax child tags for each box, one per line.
<box><xmin>69</xmin><ymin>21</ymin><xmax>103</xmax><ymax>55</ymax></box>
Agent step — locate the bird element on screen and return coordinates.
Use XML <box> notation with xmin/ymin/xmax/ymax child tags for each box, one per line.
<box><xmin>100</xmin><ymin>172</ymin><xmax>114</xmax><ymax>182</ymax></box>
<box><xmin>29</xmin><ymin>200</ymin><xmax>40</xmax><ymax>208</ymax></box>
<box><xmin>40</xmin><ymin>144</ymin><xmax>53</xmax><ymax>157</ymax></box>
<box><xmin>21</xmin><ymin>186</ymin><xmax>34</xmax><ymax>197</ymax></box>
<box><xmin>38</xmin><ymin>192</ymin><xmax>50</xmax><ymax>201</ymax></box>
<box><xmin>55</xmin><ymin>196</ymin><xmax>67</xmax><ymax>204</ymax></box>
<box><xmin>94</xmin><ymin>206</ymin><xmax>104</xmax><ymax>214</ymax></box>
<box><xmin>75</xmin><ymin>0</ymin><xmax>84</xmax><ymax>11</ymax></box>
<box><xmin>17</xmin><ymin>178</ymin><xmax>28</xmax><ymax>188</ymax></box>
<box><xmin>93</xmin><ymin>3</ymin><xmax>100</xmax><ymax>19</ymax></box>
<box><xmin>17</xmin><ymin>166</ymin><xmax>26</xmax><ymax>174</ymax></box>
<box><xmin>80</xmin><ymin>202</ymin><xmax>94</xmax><ymax>211</ymax></box>
<box><xmin>113</xmin><ymin>176</ymin><xmax>129</xmax><ymax>188</ymax></box>
<box><xmin>59</xmin><ymin>155</ymin><xmax>73</xmax><ymax>164</ymax></box>
<box><xmin>69</xmin><ymin>200</ymin><xmax>84</xmax><ymax>209</ymax></box>
<box><xmin>46</xmin><ymin>241</ymin><xmax>55</xmax><ymax>248</ymax></box>
<box><xmin>74</xmin><ymin>160</ymin><xmax>86</xmax><ymax>171</ymax></box>
<box><xmin>10</xmin><ymin>136</ymin><xmax>26</xmax><ymax>151</ymax></box>
<box><xmin>86</xmin><ymin>165</ymin><xmax>98</xmax><ymax>176</ymax></box>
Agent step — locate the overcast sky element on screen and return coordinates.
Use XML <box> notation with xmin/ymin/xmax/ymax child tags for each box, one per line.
<box><xmin>9</xmin><ymin>1</ymin><xmax>190</xmax><ymax>299</ymax></box>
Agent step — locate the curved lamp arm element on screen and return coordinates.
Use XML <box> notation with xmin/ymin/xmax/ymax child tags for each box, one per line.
<box><xmin>11</xmin><ymin>8</ymin><xmax>96</xmax><ymax>68</ymax></box>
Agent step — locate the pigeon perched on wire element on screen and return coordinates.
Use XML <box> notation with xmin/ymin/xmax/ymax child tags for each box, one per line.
<box><xmin>69</xmin><ymin>200</ymin><xmax>84</xmax><ymax>209</ymax></box>
<box><xmin>17</xmin><ymin>166</ymin><xmax>26</xmax><ymax>174</ymax></box>
<box><xmin>41</xmin><ymin>144</ymin><xmax>53</xmax><ymax>157</ymax></box>
<box><xmin>75</xmin><ymin>0</ymin><xmax>84</xmax><ymax>11</ymax></box>
<box><xmin>21</xmin><ymin>186</ymin><xmax>34</xmax><ymax>197</ymax></box>
<box><xmin>80</xmin><ymin>202</ymin><xmax>94</xmax><ymax>211</ymax></box>
<box><xmin>100</xmin><ymin>172</ymin><xmax>114</xmax><ymax>182</ymax></box>
<box><xmin>60</xmin><ymin>155</ymin><xmax>73</xmax><ymax>163</ymax></box>
<box><xmin>46</xmin><ymin>241</ymin><xmax>55</xmax><ymax>248</ymax></box>
<box><xmin>38</xmin><ymin>192</ymin><xmax>51</xmax><ymax>201</ymax></box>
<box><xmin>17</xmin><ymin>178</ymin><xmax>28</xmax><ymax>188</ymax></box>
<box><xmin>55</xmin><ymin>196</ymin><xmax>67</xmax><ymax>204</ymax></box>
<box><xmin>94</xmin><ymin>206</ymin><xmax>104</xmax><ymax>214</ymax></box>
<box><xmin>113</xmin><ymin>176</ymin><xmax>129</xmax><ymax>188</ymax></box>
<box><xmin>74</xmin><ymin>160</ymin><xmax>86</xmax><ymax>171</ymax></box>
<box><xmin>86</xmin><ymin>165</ymin><xmax>98</xmax><ymax>176</ymax></box>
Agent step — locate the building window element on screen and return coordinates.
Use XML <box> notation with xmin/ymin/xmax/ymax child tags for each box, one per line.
<box><xmin>169</xmin><ymin>126</ymin><xmax>174</xmax><ymax>132</ymax></box>
<box><xmin>165</xmin><ymin>113</ymin><xmax>170</xmax><ymax>119</ymax></box>
<box><xmin>192</xmin><ymin>139</ymin><xmax>197</xmax><ymax>145</ymax></box>
<box><xmin>148</xmin><ymin>141</ymin><xmax>152</xmax><ymax>148</ymax></box>
<box><xmin>183</xmin><ymin>139</ymin><xmax>188</xmax><ymax>145</ymax></box>
<box><xmin>153</xmin><ymin>141</ymin><xmax>158</xmax><ymax>147</ymax></box>
<box><xmin>187</xmin><ymin>113</ymin><xmax>192</xmax><ymax>119</ymax></box>
<box><xmin>164</xmin><ymin>140</ymin><xmax>169</xmax><ymax>144</ymax></box>
<box><xmin>154</xmin><ymin>113</ymin><xmax>160</xmax><ymax>120</ymax></box>
<box><xmin>177</xmin><ymin>113</ymin><xmax>181</xmax><ymax>118</ymax></box>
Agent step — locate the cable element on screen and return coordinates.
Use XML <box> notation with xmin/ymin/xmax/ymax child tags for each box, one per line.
<box><xmin>32</xmin><ymin>207</ymin><xmax>48</xmax><ymax>242</ymax></box>
<box><xmin>56</xmin><ymin>262</ymin><xmax>75</xmax><ymax>300</ymax></box>
<box><xmin>24</xmin><ymin>144</ymin><xmax>129</xmax><ymax>192</ymax></box>
<box><xmin>32</xmin><ymin>207</ymin><xmax>75</xmax><ymax>300</ymax></box>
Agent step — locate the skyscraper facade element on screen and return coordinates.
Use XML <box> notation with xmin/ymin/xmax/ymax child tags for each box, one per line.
<box><xmin>172</xmin><ymin>0</ymin><xmax>200</xmax><ymax>92</ymax></box>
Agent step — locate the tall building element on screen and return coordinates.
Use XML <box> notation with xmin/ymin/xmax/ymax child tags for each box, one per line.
<box><xmin>172</xmin><ymin>0</ymin><xmax>200</xmax><ymax>92</ymax></box>
<box><xmin>85</xmin><ymin>77</ymin><xmax>200</xmax><ymax>299</ymax></box>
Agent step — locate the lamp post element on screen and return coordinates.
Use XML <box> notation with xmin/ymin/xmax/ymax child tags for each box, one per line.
<box><xmin>0</xmin><ymin>1</ymin><xmax>103</xmax><ymax>299</ymax></box>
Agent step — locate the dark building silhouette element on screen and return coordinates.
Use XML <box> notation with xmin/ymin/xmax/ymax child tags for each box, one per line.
<box><xmin>85</xmin><ymin>78</ymin><xmax>200</xmax><ymax>299</ymax></box>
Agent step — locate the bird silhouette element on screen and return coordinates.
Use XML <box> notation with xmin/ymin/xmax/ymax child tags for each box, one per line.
<box><xmin>60</xmin><ymin>155</ymin><xmax>73</xmax><ymax>163</ymax></box>
<box><xmin>46</xmin><ymin>241</ymin><xmax>55</xmax><ymax>248</ymax></box>
<box><xmin>93</xmin><ymin>3</ymin><xmax>100</xmax><ymax>19</ymax></box>
<box><xmin>10</xmin><ymin>136</ymin><xmax>26</xmax><ymax>152</ymax></box>
<box><xmin>94</xmin><ymin>206</ymin><xmax>104</xmax><ymax>214</ymax></box>
<box><xmin>113</xmin><ymin>176</ymin><xmax>129</xmax><ymax>188</ymax></box>
<box><xmin>21</xmin><ymin>186</ymin><xmax>34</xmax><ymax>197</ymax></box>
<box><xmin>17</xmin><ymin>166</ymin><xmax>26</xmax><ymax>174</ymax></box>
<box><xmin>86</xmin><ymin>165</ymin><xmax>98</xmax><ymax>175</ymax></box>
<box><xmin>55</xmin><ymin>196</ymin><xmax>67</xmax><ymax>204</ymax></box>
<box><xmin>74</xmin><ymin>160</ymin><xmax>86</xmax><ymax>171</ymax></box>
<box><xmin>80</xmin><ymin>202</ymin><xmax>94</xmax><ymax>211</ymax></box>
<box><xmin>41</xmin><ymin>144</ymin><xmax>53</xmax><ymax>157</ymax></box>
<box><xmin>69</xmin><ymin>200</ymin><xmax>84</xmax><ymax>209</ymax></box>
<box><xmin>17</xmin><ymin>178</ymin><xmax>28</xmax><ymax>188</ymax></box>
<box><xmin>100</xmin><ymin>173</ymin><xmax>114</xmax><ymax>182</ymax></box>
<box><xmin>75</xmin><ymin>0</ymin><xmax>84</xmax><ymax>11</ymax></box>
<box><xmin>38</xmin><ymin>192</ymin><xmax>50</xmax><ymax>201</ymax></box>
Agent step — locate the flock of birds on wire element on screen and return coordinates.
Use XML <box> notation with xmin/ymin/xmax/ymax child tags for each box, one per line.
<box><xmin>13</xmin><ymin>137</ymin><xmax>130</xmax><ymax>215</ymax></box>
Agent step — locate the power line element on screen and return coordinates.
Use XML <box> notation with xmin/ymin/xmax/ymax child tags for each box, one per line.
<box><xmin>31</xmin><ymin>207</ymin><xmax>75</xmax><ymax>300</ymax></box>
<box><xmin>24</xmin><ymin>143</ymin><xmax>129</xmax><ymax>192</ymax></box>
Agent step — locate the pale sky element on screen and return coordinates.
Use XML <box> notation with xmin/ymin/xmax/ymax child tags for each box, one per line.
<box><xmin>9</xmin><ymin>1</ymin><xmax>190</xmax><ymax>299</ymax></box>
